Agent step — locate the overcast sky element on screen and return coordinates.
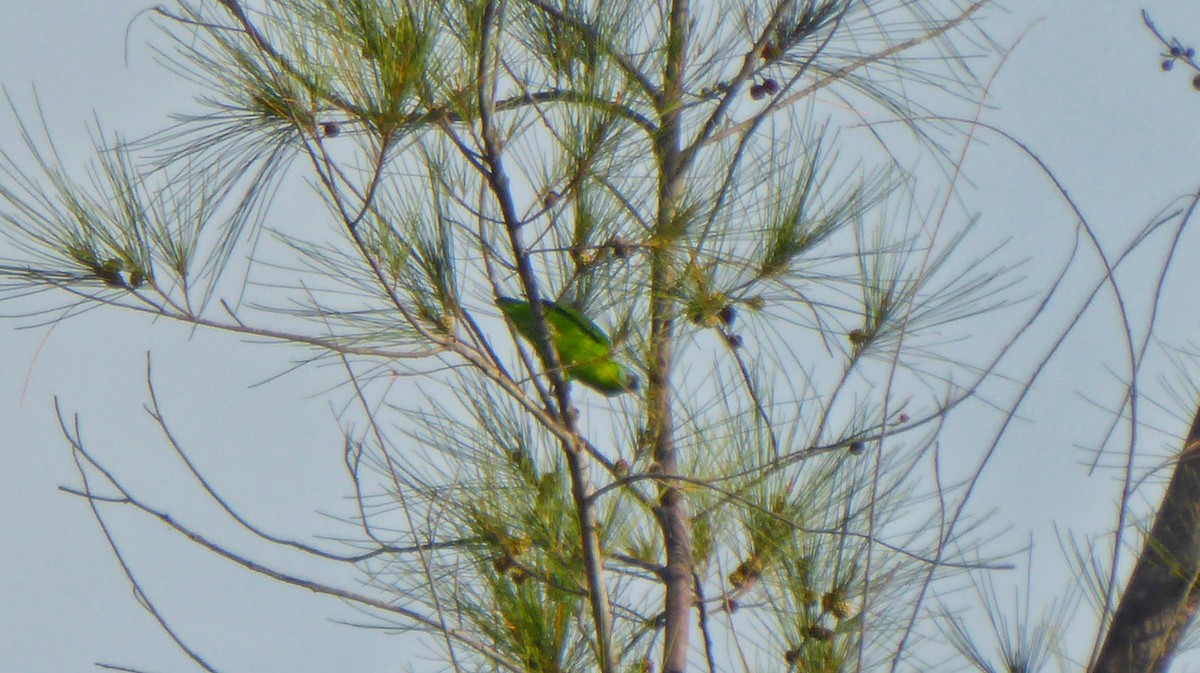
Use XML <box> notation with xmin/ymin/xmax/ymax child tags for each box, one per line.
<box><xmin>4</xmin><ymin>2</ymin><xmax>1200</xmax><ymax>672</ymax></box>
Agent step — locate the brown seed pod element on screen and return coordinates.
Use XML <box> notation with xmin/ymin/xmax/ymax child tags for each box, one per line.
<box><xmin>804</xmin><ymin>624</ymin><xmax>835</xmax><ymax>642</ymax></box>
<box><xmin>609</xmin><ymin>235</ymin><xmax>634</xmax><ymax>259</ymax></box>
<box><xmin>719</xmin><ymin>304</ymin><xmax>736</xmax><ymax>326</ymax></box>
<box><xmin>822</xmin><ymin>591</ymin><xmax>851</xmax><ymax>620</ymax></box>
<box><xmin>98</xmin><ymin>259</ymin><xmax>125</xmax><ymax>288</ymax></box>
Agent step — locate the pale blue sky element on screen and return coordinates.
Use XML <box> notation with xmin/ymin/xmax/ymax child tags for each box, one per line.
<box><xmin>4</xmin><ymin>2</ymin><xmax>1200</xmax><ymax>672</ymax></box>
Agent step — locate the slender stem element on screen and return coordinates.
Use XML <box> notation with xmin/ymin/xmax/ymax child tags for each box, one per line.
<box><xmin>651</xmin><ymin>1</ymin><xmax>693</xmax><ymax>672</ymax></box>
<box><xmin>701</xmin><ymin>0</ymin><xmax>991</xmax><ymax>147</ymax></box>
<box><xmin>474</xmin><ymin>4</ymin><xmax>616</xmax><ymax>673</ymax></box>
<box><xmin>1089</xmin><ymin>186</ymin><xmax>1200</xmax><ymax>673</ymax></box>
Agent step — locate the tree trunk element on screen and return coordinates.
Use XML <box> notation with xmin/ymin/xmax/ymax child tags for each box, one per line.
<box><xmin>1091</xmin><ymin>404</ymin><xmax>1200</xmax><ymax>673</ymax></box>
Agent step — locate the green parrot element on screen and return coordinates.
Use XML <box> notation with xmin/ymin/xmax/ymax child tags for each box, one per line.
<box><xmin>497</xmin><ymin>296</ymin><xmax>639</xmax><ymax>396</ymax></box>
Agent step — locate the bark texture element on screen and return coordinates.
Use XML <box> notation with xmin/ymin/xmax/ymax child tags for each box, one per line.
<box><xmin>1092</xmin><ymin>404</ymin><xmax>1200</xmax><ymax>673</ymax></box>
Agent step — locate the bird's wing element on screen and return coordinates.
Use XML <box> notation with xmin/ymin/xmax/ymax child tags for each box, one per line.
<box><xmin>546</xmin><ymin>302</ymin><xmax>611</xmax><ymax>349</ymax></box>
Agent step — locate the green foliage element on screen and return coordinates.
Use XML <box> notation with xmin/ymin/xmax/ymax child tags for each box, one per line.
<box><xmin>0</xmin><ymin>1</ymin><xmax>1020</xmax><ymax>673</ymax></box>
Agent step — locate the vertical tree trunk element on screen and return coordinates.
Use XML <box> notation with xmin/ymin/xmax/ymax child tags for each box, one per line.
<box><xmin>652</xmin><ymin>2</ymin><xmax>692</xmax><ymax>672</ymax></box>
<box><xmin>1092</xmin><ymin>404</ymin><xmax>1200</xmax><ymax>673</ymax></box>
